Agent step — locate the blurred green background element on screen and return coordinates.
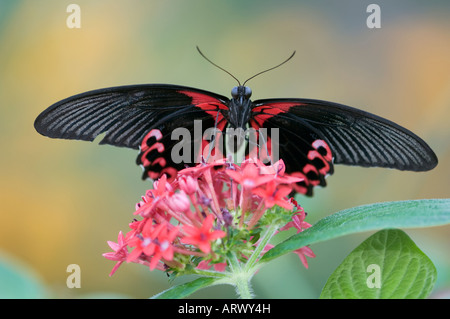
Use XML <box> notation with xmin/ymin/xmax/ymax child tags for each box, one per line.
<box><xmin>0</xmin><ymin>0</ymin><xmax>449</xmax><ymax>298</ymax></box>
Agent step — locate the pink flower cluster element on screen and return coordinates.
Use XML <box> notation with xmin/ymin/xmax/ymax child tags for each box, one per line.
<box><xmin>103</xmin><ymin>158</ymin><xmax>315</xmax><ymax>276</ymax></box>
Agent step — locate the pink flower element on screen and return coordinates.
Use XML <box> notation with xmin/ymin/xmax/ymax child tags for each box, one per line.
<box><xmin>134</xmin><ymin>174</ymin><xmax>174</xmax><ymax>217</ymax></box>
<box><xmin>178</xmin><ymin>175</ymin><xmax>199</xmax><ymax>195</ymax></box>
<box><xmin>179</xmin><ymin>158</ymin><xmax>227</xmax><ymax>177</ymax></box>
<box><xmin>280</xmin><ymin>206</ymin><xmax>311</xmax><ymax>233</ymax></box>
<box><xmin>147</xmin><ymin>224</ymin><xmax>180</xmax><ymax>270</ymax></box>
<box><xmin>197</xmin><ymin>260</ymin><xmax>227</xmax><ymax>272</ymax></box>
<box><xmin>102</xmin><ymin>231</ymin><xmax>128</xmax><ymax>276</ymax></box>
<box><xmin>226</xmin><ymin>162</ymin><xmax>273</xmax><ymax>189</ymax></box>
<box><xmin>252</xmin><ymin>180</ymin><xmax>293</xmax><ymax>210</ymax></box>
<box><xmin>104</xmin><ymin>157</ymin><xmax>316</xmax><ymax>276</ymax></box>
<box><xmin>127</xmin><ymin>221</ymin><xmax>159</xmax><ymax>262</ymax></box>
<box><xmin>181</xmin><ymin>215</ymin><xmax>226</xmax><ymax>253</ymax></box>
<box><xmin>293</xmin><ymin>246</ymin><xmax>316</xmax><ymax>269</ymax></box>
<box><xmin>167</xmin><ymin>191</ymin><xmax>191</xmax><ymax>213</ymax></box>
<box><xmin>127</xmin><ymin>221</ymin><xmax>179</xmax><ymax>270</ymax></box>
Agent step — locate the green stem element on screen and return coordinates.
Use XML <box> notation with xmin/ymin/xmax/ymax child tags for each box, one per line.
<box><xmin>186</xmin><ymin>216</ymin><xmax>281</xmax><ymax>299</ymax></box>
<box><xmin>226</xmin><ymin>251</ymin><xmax>253</xmax><ymax>299</ymax></box>
<box><xmin>234</xmin><ymin>272</ymin><xmax>253</xmax><ymax>299</ymax></box>
<box><xmin>244</xmin><ymin>223</ymin><xmax>279</xmax><ymax>272</ymax></box>
<box><xmin>227</xmin><ymin>251</ymin><xmax>241</xmax><ymax>272</ymax></box>
<box><xmin>222</xmin><ymin>224</ymin><xmax>280</xmax><ymax>299</ymax></box>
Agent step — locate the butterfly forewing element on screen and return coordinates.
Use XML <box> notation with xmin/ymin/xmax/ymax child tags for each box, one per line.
<box><xmin>35</xmin><ymin>84</ymin><xmax>230</xmax><ymax>182</ymax></box>
<box><xmin>252</xmin><ymin>98</ymin><xmax>438</xmax><ymax>172</ymax></box>
<box><xmin>34</xmin><ymin>84</ymin><xmax>230</xmax><ymax>149</ymax></box>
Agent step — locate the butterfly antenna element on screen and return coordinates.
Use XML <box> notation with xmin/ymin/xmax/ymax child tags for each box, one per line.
<box><xmin>197</xmin><ymin>46</ymin><xmax>241</xmax><ymax>86</ymax></box>
<box><xmin>243</xmin><ymin>51</ymin><xmax>296</xmax><ymax>86</ymax></box>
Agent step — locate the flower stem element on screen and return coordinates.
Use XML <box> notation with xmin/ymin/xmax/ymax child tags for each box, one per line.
<box><xmin>244</xmin><ymin>222</ymin><xmax>279</xmax><ymax>272</ymax></box>
<box><xmin>222</xmin><ymin>223</ymin><xmax>280</xmax><ymax>299</ymax></box>
<box><xmin>234</xmin><ymin>273</ymin><xmax>253</xmax><ymax>299</ymax></box>
<box><xmin>227</xmin><ymin>252</ymin><xmax>240</xmax><ymax>272</ymax></box>
<box><xmin>226</xmin><ymin>252</ymin><xmax>253</xmax><ymax>299</ymax></box>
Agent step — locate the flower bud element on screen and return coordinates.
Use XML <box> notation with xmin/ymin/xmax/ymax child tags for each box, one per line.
<box><xmin>167</xmin><ymin>191</ymin><xmax>191</xmax><ymax>212</ymax></box>
<box><xmin>178</xmin><ymin>175</ymin><xmax>198</xmax><ymax>195</ymax></box>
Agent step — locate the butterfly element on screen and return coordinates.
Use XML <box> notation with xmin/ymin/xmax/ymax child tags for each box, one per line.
<box><xmin>34</xmin><ymin>48</ymin><xmax>438</xmax><ymax>196</ymax></box>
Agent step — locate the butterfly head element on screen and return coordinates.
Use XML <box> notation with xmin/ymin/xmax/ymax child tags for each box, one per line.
<box><xmin>231</xmin><ymin>86</ymin><xmax>252</xmax><ymax>101</ymax></box>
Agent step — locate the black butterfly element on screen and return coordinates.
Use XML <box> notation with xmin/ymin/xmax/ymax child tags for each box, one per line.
<box><xmin>34</xmin><ymin>49</ymin><xmax>438</xmax><ymax>196</ymax></box>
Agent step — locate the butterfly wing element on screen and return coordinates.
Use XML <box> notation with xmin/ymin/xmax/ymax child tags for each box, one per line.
<box><xmin>35</xmin><ymin>84</ymin><xmax>230</xmax><ymax>181</ymax></box>
<box><xmin>250</xmin><ymin>98</ymin><xmax>438</xmax><ymax>195</ymax></box>
<box><xmin>249</xmin><ymin>102</ymin><xmax>333</xmax><ymax>195</ymax></box>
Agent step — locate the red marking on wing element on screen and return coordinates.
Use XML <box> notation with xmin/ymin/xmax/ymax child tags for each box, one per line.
<box><xmin>147</xmin><ymin>171</ymin><xmax>160</xmax><ymax>180</ymax></box>
<box><xmin>178</xmin><ymin>90</ymin><xmax>229</xmax><ymax>124</ymax></box>
<box><xmin>296</xmin><ymin>139</ymin><xmax>333</xmax><ymax>194</ymax></box>
<box><xmin>178</xmin><ymin>91</ymin><xmax>225</xmax><ymax>105</ymax></box>
<box><xmin>160</xmin><ymin>167</ymin><xmax>178</xmax><ymax>181</ymax></box>
<box><xmin>307</xmin><ymin>150</ymin><xmax>330</xmax><ymax>175</ymax></box>
<box><xmin>140</xmin><ymin>129</ymin><xmax>163</xmax><ymax>152</ymax></box>
<box><xmin>139</xmin><ymin>129</ymin><xmax>178</xmax><ymax>182</ymax></box>
<box><xmin>178</xmin><ymin>90</ymin><xmax>230</xmax><ymax>164</ymax></box>
<box><xmin>256</xmin><ymin>102</ymin><xmax>301</xmax><ymax>112</ymax></box>
<box><xmin>140</xmin><ymin>129</ymin><xmax>165</xmax><ymax>167</ymax></box>
<box><xmin>152</xmin><ymin>157</ymin><xmax>167</xmax><ymax>168</ymax></box>
<box><xmin>251</xmin><ymin>102</ymin><xmax>304</xmax><ymax>127</ymax></box>
<box><xmin>312</xmin><ymin>139</ymin><xmax>333</xmax><ymax>162</ymax></box>
<box><xmin>140</xmin><ymin>143</ymin><xmax>165</xmax><ymax>167</ymax></box>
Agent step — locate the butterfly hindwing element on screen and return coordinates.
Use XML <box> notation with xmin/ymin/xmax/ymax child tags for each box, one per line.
<box><xmin>137</xmin><ymin>104</ymin><xmax>228</xmax><ymax>181</ymax></box>
<box><xmin>250</xmin><ymin>103</ymin><xmax>334</xmax><ymax>195</ymax></box>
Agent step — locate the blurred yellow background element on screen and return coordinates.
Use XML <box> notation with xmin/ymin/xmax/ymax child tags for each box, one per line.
<box><xmin>0</xmin><ymin>0</ymin><xmax>449</xmax><ymax>298</ymax></box>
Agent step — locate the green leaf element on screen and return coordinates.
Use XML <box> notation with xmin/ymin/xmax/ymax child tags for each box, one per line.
<box><xmin>320</xmin><ymin>229</ymin><xmax>437</xmax><ymax>299</ymax></box>
<box><xmin>151</xmin><ymin>277</ymin><xmax>222</xmax><ymax>299</ymax></box>
<box><xmin>261</xmin><ymin>199</ymin><xmax>450</xmax><ymax>263</ymax></box>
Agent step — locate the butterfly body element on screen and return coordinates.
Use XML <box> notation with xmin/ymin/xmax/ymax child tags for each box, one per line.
<box><xmin>228</xmin><ymin>86</ymin><xmax>253</xmax><ymax>129</ymax></box>
<box><xmin>34</xmin><ymin>83</ymin><xmax>438</xmax><ymax>196</ymax></box>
